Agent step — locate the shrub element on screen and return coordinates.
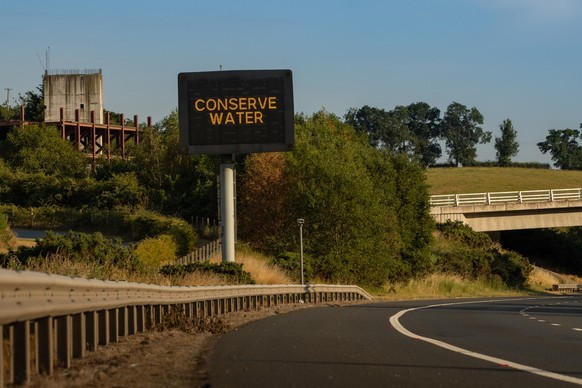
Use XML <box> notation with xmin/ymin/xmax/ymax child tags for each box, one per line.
<box><xmin>0</xmin><ymin>206</ymin><xmax>198</xmax><ymax>256</ymax></box>
<box><xmin>434</xmin><ymin>221</ymin><xmax>532</xmax><ymax>288</ymax></box>
<box><xmin>0</xmin><ymin>231</ymin><xmax>142</xmax><ymax>271</ymax></box>
<box><xmin>271</xmin><ymin>252</ymin><xmax>313</xmax><ymax>283</ymax></box>
<box><xmin>134</xmin><ymin>234</ymin><xmax>178</xmax><ymax>268</ymax></box>
<box><xmin>126</xmin><ymin>211</ymin><xmax>197</xmax><ymax>256</ymax></box>
<box><xmin>160</xmin><ymin>262</ymin><xmax>254</xmax><ymax>284</ymax></box>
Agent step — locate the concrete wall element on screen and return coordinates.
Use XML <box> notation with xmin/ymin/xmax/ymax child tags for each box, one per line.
<box><xmin>431</xmin><ymin>200</ymin><xmax>582</xmax><ymax>232</ymax></box>
<box><xmin>43</xmin><ymin>70</ymin><xmax>103</xmax><ymax>124</ymax></box>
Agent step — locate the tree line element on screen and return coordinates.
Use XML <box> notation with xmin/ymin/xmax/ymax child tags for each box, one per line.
<box><xmin>345</xmin><ymin>102</ymin><xmax>520</xmax><ymax>167</ymax></box>
<box><xmin>3</xmin><ymin>86</ymin><xmax>578</xmax><ymax>169</ymax></box>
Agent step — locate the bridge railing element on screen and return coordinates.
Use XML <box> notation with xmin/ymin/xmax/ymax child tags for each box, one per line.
<box><xmin>430</xmin><ymin>188</ymin><xmax>582</xmax><ymax>207</ymax></box>
<box><xmin>0</xmin><ymin>268</ymin><xmax>371</xmax><ymax>386</ymax></box>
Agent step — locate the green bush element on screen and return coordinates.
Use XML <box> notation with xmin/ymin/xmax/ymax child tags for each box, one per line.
<box><xmin>0</xmin><ymin>206</ymin><xmax>198</xmax><ymax>256</ymax></box>
<box><xmin>0</xmin><ymin>214</ymin><xmax>12</xmax><ymax>247</ymax></box>
<box><xmin>0</xmin><ymin>231</ymin><xmax>141</xmax><ymax>271</ymax></box>
<box><xmin>438</xmin><ymin>221</ymin><xmax>493</xmax><ymax>249</ymax></box>
<box><xmin>271</xmin><ymin>252</ymin><xmax>313</xmax><ymax>283</ymax></box>
<box><xmin>160</xmin><ymin>262</ymin><xmax>254</xmax><ymax>284</ymax></box>
<box><xmin>134</xmin><ymin>234</ymin><xmax>178</xmax><ymax>268</ymax></box>
<box><xmin>435</xmin><ymin>221</ymin><xmax>532</xmax><ymax>288</ymax></box>
<box><xmin>125</xmin><ymin>211</ymin><xmax>197</xmax><ymax>256</ymax></box>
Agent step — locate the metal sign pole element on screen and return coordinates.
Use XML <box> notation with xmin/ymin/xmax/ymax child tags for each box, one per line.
<box><xmin>297</xmin><ymin>218</ymin><xmax>304</xmax><ymax>284</ymax></box>
<box><xmin>220</xmin><ymin>158</ymin><xmax>235</xmax><ymax>262</ymax></box>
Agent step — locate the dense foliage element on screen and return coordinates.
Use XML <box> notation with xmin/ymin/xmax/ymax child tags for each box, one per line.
<box><xmin>345</xmin><ymin>102</ymin><xmax>442</xmax><ymax>166</ymax></box>
<box><xmin>537</xmin><ymin>127</ymin><xmax>582</xmax><ymax>170</ymax></box>
<box><xmin>0</xmin><ymin>231</ymin><xmax>140</xmax><ymax>270</ymax></box>
<box><xmin>435</xmin><ymin>221</ymin><xmax>532</xmax><ymax>287</ymax></box>
<box><xmin>160</xmin><ymin>262</ymin><xmax>254</xmax><ymax>284</ymax></box>
<box><xmin>239</xmin><ymin>111</ymin><xmax>434</xmax><ymax>286</ymax></box>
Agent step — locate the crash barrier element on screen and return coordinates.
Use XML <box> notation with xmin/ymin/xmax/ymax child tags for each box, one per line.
<box><xmin>552</xmin><ymin>283</ymin><xmax>582</xmax><ymax>293</ymax></box>
<box><xmin>430</xmin><ymin>188</ymin><xmax>582</xmax><ymax>207</ymax></box>
<box><xmin>0</xmin><ymin>268</ymin><xmax>372</xmax><ymax>386</ymax></box>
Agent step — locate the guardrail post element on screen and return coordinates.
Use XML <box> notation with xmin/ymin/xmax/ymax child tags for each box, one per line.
<box><xmin>153</xmin><ymin>305</ymin><xmax>162</xmax><ymax>326</ymax></box>
<box><xmin>98</xmin><ymin>310</ymin><xmax>109</xmax><ymax>346</ymax></box>
<box><xmin>72</xmin><ymin>313</ymin><xmax>85</xmax><ymax>359</ymax></box>
<box><xmin>136</xmin><ymin>306</ymin><xmax>145</xmax><ymax>332</ymax></box>
<box><xmin>108</xmin><ymin>309</ymin><xmax>119</xmax><ymax>343</ymax></box>
<box><xmin>127</xmin><ymin>306</ymin><xmax>137</xmax><ymax>335</ymax></box>
<box><xmin>86</xmin><ymin>311</ymin><xmax>98</xmax><ymax>351</ymax></box>
<box><xmin>56</xmin><ymin>315</ymin><xmax>72</xmax><ymax>368</ymax></box>
<box><xmin>119</xmin><ymin>307</ymin><xmax>128</xmax><ymax>337</ymax></box>
<box><xmin>36</xmin><ymin>317</ymin><xmax>53</xmax><ymax>376</ymax></box>
<box><xmin>550</xmin><ymin>190</ymin><xmax>555</xmax><ymax>201</ymax></box>
<box><xmin>12</xmin><ymin>321</ymin><xmax>30</xmax><ymax>385</ymax></box>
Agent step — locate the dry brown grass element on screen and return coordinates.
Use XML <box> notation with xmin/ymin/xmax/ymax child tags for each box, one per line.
<box><xmin>527</xmin><ymin>266</ymin><xmax>582</xmax><ymax>292</ymax></box>
<box><xmin>19</xmin><ymin>254</ymin><xmax>171</xmax><ymax>285</ymax></box>
<box><xmin>379</xmin><ymin>273</ymin><xmax>523</xmax><ymax>300</ymax></box>
<box><xmin>209</xmin><ymin>248</ymin><xmax>293</xmax><ymax>285</ymax></box>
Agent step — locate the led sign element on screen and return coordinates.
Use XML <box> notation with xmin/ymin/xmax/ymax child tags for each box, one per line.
<box><xmin>178</xmin><ymin>69</ymin><xmax>294</xmax><ymax>154</ymax></box>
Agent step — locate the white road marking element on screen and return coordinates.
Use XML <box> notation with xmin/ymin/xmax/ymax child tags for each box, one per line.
<box><xmin>389</xmin><ymin>298</ymin><xmax>582</xmax><ymax>386</ymax></box>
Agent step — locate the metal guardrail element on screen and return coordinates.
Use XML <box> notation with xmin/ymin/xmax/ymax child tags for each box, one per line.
<box><xmin>430</xmin><ymin>188</ymin><xmax>582</xmax><ymax>207</ymax></box>
<box><xmin>552</xmin><ymin>284</ymin><xmax>582</xmax><ymax>293</ymax></box>
<box><xmin>0</xmin><ymin>268</ymin><xmax>371</xmax><ymax>386</ymax></box>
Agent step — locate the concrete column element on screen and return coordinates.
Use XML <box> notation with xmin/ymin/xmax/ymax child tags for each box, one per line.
<box><xmin>220</xmin><ymin>161</ymin><xmax>235</xmax><ymax>262</ymax></box>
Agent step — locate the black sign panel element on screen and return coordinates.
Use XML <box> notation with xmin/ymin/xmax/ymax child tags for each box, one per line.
<box><xmin>178</xmin><ymin>69</ymin><xmax>294</xmax><ymax>154</ymax></box>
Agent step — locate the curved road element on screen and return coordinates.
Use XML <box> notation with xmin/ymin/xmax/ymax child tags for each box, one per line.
<box><xmin>206</xmin><ymin>296</ymin><xmax>582</xmax><ymax>387</ymax></box>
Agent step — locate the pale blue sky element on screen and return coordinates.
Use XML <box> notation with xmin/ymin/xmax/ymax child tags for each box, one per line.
<box><xmin>2</xmin><ymin>0</ymin><xmax>582</xmax><ymax>163</ymax></box>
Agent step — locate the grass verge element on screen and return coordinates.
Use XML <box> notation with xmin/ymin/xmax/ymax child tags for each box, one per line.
<box><xmin>427</xmin><ymin>167</ymin><xmax>582</xmax><ymax>195</ymax></box>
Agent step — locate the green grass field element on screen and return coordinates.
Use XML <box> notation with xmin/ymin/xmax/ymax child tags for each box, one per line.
<box><xmin>427</xmin><ymin>167</ymin><xmax>582</xmax><ymax>195</ymax></box>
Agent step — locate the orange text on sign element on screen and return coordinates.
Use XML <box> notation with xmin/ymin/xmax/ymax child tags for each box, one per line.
<box><xmin>193</xmin><ymin>96</ymin><xmax>278</xmax><ymax>125</ymax></box>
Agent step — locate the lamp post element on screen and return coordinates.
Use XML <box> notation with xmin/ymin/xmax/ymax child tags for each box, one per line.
<box><xmin>297</xmin><ymin>218</ymin><xmax>304</xmax><ymax>284</ymax></box>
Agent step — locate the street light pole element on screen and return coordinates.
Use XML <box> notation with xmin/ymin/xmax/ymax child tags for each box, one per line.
<box><xmin>297</xmin><ymin>218</ymin><xmax>304</xmax><ymax>284</ymax></box>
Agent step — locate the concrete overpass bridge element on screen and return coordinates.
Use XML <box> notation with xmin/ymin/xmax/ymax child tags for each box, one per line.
<box><xmin>430</xmin><ymin>188</ymin><xmax>582</xmax><ymax>232</ymax></box>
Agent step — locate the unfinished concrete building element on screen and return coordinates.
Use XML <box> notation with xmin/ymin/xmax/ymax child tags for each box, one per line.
<box><xmin>43</xmin><ymin>69</ymin><xmax>104</xmax><ymax>124</ymax></box>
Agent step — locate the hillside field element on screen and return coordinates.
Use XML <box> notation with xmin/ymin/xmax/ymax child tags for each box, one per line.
<box><xmin>427</xmin><ymin>167</ymin><xmax>582</xmax><ymax>195</ymax></box>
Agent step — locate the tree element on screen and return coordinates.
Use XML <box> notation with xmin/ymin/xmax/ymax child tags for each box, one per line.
<box><xmin>18</xmin><ymin>85</ymin><xmax>45</xmax><ymax>122</ymax></box>
<box><xmin>344</xmin><ymin>105</ymin><xmax>392</xmax><ymax>148</ymax></box>
<box><xmin>130</xmin><ymin>109</ymin><xmax>216</xmax><ymax>218</ymax></box>
<box><xmin>537</xmin><ymin>128</ymin><xmax>582</xmax><ymax>170</ymax></box>
<box><xmin>286</xmin><ymin>111</ymin><xmax>400</xmax><ymax>285</ymax></box>
<box><xmin>238</xmin><ymin>152</ymin><xmax>289</xmax><ymax>252</ymax></box>
<box><xmin>239</xmin><ymin>111</ymin><xmax>434</xmax><ymax>285</ymax></box>
<box><xmin>494</xmin><ymin>119</ymin><xmax>519</xmax><ymax>166</ymax></box>
<box><xmin>345</xmin><ymin>102</ymin><xmax>442</xmax><ymax>166</ymax></box>
<box><xmin>0</xmin><ymin>124</ymin><xmax>86</xmax><ymax>177</ymax></box>
<box><xmin>440</xmin><ymin>102</ymin><xmax>490</xmax><ymax>167</ymax></box>
<box><xmin>402</xmin><ymin>102</ymin><xmax>442</xmax><ymax>166</ymax></box>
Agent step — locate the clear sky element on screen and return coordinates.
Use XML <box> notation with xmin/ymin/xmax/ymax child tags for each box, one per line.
<box><xmin>2</xmin><ymin>0</ymin><xmax>581</xmax><ymax>164</ymax></box>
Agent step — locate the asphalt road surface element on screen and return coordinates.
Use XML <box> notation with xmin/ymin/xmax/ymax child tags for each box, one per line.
<box><xmin>206</xmin><ymin>296</ymin><xmax>582</xmax><ymax>387</ymax></box>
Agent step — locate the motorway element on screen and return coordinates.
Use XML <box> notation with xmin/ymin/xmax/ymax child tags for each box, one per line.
<box><xmin>206</xmin><ymin>296</ymin><xmax>582</xmax><ymax>387</ymax></box>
